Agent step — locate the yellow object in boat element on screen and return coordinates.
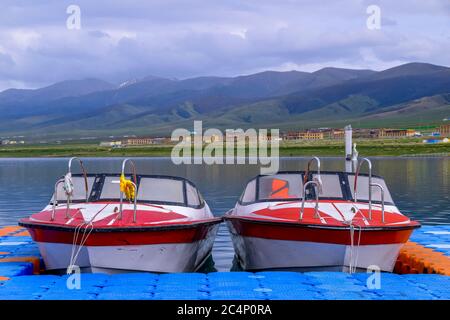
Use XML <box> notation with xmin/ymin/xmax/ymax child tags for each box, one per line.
<box><xmin>120</xmin><ymin>173</ymin><xmax>135</xmax><ymax>201</ymax></box>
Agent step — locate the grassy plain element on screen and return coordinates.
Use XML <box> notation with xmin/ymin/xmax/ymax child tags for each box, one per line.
<box><xmin>1</xmin><ymin>138</ymin><xmax>449</xmax><ymax>158</ymax></box>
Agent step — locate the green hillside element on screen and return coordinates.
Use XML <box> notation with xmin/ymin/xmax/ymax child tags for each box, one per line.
<box><xmin>0</xmin><ymin>63</ymin><xmax>449</xmax><ymax>138</ymax></box>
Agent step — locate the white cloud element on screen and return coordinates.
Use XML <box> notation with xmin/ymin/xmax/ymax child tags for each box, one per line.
<box><xmin>0</xmin><ymin>0</ymin><xmax>448</xmax><ymax>91</ymax></box>
<box><xmin>229</xmin><ymin>28</ymin><xmax>248</xmax><ymax>40</ymax></box>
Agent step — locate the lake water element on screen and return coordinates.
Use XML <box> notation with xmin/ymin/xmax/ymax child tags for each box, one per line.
<box><xmin>0</xmin><ymin>157</ymin><xmax>449</xmax><ymax>271</ymax></box>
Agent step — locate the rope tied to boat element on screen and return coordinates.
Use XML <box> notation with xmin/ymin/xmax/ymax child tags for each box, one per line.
<box><xmin>63</xmin><ymin>172</ymin><xmax>74</xmax><ymax>197</ymax></box>
<box><xmin>343</xmin><ymin>217</ymin><xmax>362</xmax><ymax>274</ymax></box>
<box><xmin>67</xmin><ymin>204</ymin><xmax>108</xmax><ymax>273</ymax></box>
<box><xmin>120</xmin><ymin>173</ymin><xmax>136</xmax><ymax>201</ymax></box>
<box><xmin>68</xmin><ymin>221</ymin><xmax>93</xmax><ymax>274</ymax></box>
<box><xmin>62</xmin><ymin>172</ymin><xmax>75</xmax><ymax>216</ymax></box>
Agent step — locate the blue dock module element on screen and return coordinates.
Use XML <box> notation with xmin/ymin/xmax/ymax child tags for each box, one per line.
<box><xmin>410</xmin><ymin>225</ymin><xmax>450</xmax><ymax>257</ymax></box>
<box><xmin>0</xmin><ymin>271</ymin><xmax>449</xmax><ymax>300</ymax></box>
<box><xmin>0</xmin><ymin>225</ymin><xmax>449</xmax><ymax>300</ymax></box>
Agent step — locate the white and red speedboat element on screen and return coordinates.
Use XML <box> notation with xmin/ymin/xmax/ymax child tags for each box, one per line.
<box><xmin>19</xmin><ymin>158</ymin><xmax>222</xmax><ymax>273</ymax></box>
<box><xmin>225</xmin><ymin>157</ymin><xmax>420</xmax><ymax>272</ymax></box>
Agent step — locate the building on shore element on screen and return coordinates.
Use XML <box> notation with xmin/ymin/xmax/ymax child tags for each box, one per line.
<box><xmin>122</xmin><ymin>137</ymin><xmax>171</xmax><ymax>146</ymax></box>
<box><xmin>1</xmin><ymin>140</ymin><xmax>25</xmax><ymax>145</ymax></box>
<box><xmin>283</xmin><ymin>130</ymin><xmax>324</xmax><ymax>140</ymax></box>
<box><xmin>99</xmin><ymin>141</ymin><xmax>122</xmax><ymax>147</ymax></box>
<box><xmin>281</xmin><ymin>127</ymin><xmax>423</xmax><ymax>140</ymax></box>
<box><xmin>353</xmin><ymin>129</ymin><xmax>380</xmax><ymax>139</ymax></box>
<box><xmin>155</xmin><ymin>137</ymin><xmax>172</xmax><ymax>144</ymax></box>
<box><xmin>123</xmin><ymin>137</ymin><xmax>153</xmax><ymax>145</ymax></box>
<box><xmin>378</xmin><ymin>128</ymin><xmax>416</xmax><ymax>138</ymax></box>
<box><xmin>439</xmin><ymin>124</ymin><xmax>450</xmax><ymax>137</ymax></box>
<box><xmin>283</xmin><ymin>128</ymin><xmax>386</xmax><ymax>141</ymax></box>
<box><xmin>330</xmin><ymin>130</ymin><xmax>345</xmax><ymax>139</ymax></box>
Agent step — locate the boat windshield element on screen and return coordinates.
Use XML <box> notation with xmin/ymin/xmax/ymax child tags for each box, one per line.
<box><xmin>137</xmin><ymin>177</ymin><xmax>185</xmax><ymax>204</ymax></box>
<box><xmin>239</xmin><ymin>172</ymin><xmax>393</xmax><ymax>204</ymax></box>
<box><xmin>347</xmin><ymin>174</ymin><xmax>394</xmax><ymax>203</ymax></box>
<box><xmin>52</xmin><ymin>176</ymin><xmax>96</xmax><ymax>202</ymax></box>
<box><xmin>258</xmin><ymin>174</ymin><xmax>304</xmax><ymax>200</ymax></box>
<box><xmin>52</xmin><ymin>174</ymin><xmax>204</xmax><ymax>207</ymax></box>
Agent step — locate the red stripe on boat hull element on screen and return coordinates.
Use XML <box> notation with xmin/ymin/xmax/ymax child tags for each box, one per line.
<box><xmin>21</xmin><ymin>219</ymin><xmax>221</xmax><ymax>246</ymax></box>
<box><xmin>225</xmin><ymin>216</ymin><xmax>418</xmax><ymax>245</ymax></box>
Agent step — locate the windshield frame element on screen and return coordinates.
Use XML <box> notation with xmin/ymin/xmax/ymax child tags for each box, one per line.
<box><xmin>50</xmin><ymin>174</ymin><xmax>205</xmax><ymax>209</ymax></box>
<box><xmin>238</xmin><ymin>171</ymin><xmax>394</xmax><ymax>206</ymax></box>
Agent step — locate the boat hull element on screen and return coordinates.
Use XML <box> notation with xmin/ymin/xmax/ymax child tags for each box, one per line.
<box><xmin>230</xmin><ymin>235</ymin><xmax>404</xmax><ymax>272</ymax></box>
<box><xmin>88</xmin><ymin>240</ymin><xmax>214</xmax><ymax>273</ymax></box>
<box><xmin>226</xmin><ymin>217</ymin><xmax>418</xmax><ymax>272</ymax></box>
<box><xmin>36</xmin><ymin>242</ymin><xmax>90</xmax><ymax>271</ymax></box>
<box><xmin>21</xmin><ymin>219</ymin><xmax>221</xmax><ymax>273</ymax></box>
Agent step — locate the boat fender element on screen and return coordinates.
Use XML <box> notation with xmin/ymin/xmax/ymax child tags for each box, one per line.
<box><xmin>120</xmin><ymin>173</ymin><xmax>135</xmax><ymax>201</ymax></box>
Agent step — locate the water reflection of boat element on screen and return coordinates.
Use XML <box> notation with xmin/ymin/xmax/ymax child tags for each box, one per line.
<box><xmin>225</xmin><ymin>157</ymin><xmax>420</xmax><ymax>272</ymax></box>
<box><xmin>19</xmin><ymin>158</ymin><xmax>222</xmax><ymax>273</ymax></box>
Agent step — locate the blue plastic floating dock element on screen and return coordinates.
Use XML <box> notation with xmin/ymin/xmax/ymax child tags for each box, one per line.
<box><xmin>0</xmin><ymin>271</ymin><xmax>449</xmax><ymax>300</ymax></box>
<box><xmin>410</xmin><ymin>225</ymin><xmax>450</xmax><ymax>257</ymax></box>
<box><xmin>0</xmin><ymin>225</ymin><xmax>449</xmax><ymax>300</ymax></box>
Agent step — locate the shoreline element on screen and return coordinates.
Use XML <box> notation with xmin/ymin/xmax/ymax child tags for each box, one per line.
<box><xmin>1</xmin><ymin>141</ymin><xmax>449</xmax><ymax>158</ymax></box>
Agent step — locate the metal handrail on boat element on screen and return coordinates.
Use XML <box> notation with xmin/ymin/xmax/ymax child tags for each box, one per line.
<box><xmin>51</xmin><ymin>157</ymin><xmax>89</xmax><ymax>221</ymax></box>
<box><xmin>51</xmin><ymin>179</ymin><xmax>64</xmax><ymax>221</ymax></box>
<box><xmin>119</xmin><ymin>158</ymin><xmax>138</xmax><ymax>222</ymax></box>
<box><xmin>300</xmin><ymin>156</ymin><xmax>323</xmax><ymax>221</ymax></box>
<box><xmin>300</xmin><ymin>180</ymin><xmax>321</xmax><ymax>220</ymax></box>
<box><xmin>68</xmin><ymin>157</ymin><xmax>89</xmax><ymax>203</ymax></box>
<box><xmin>353</xmin><ymin>158</ymin><xmax>386</xmax><ymax>223</ymax></box>
<box><xmin>370</xmin><ymin>183</ymin><xmax>386</xmax><ymax>223</ymax></box>
<box><xmin>354</xmin><ymin>158</ymin><xmax>373</xmax><ymax>220</ymax></box>
<box><xmin>303</xmin><ymin>156</ymin><xmax>321</xmax><ymax>185</ymax></box>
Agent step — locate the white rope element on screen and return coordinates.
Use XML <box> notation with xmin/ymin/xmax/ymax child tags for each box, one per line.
<box><xmin>69</xmin><ymin>223</ymin><xmax>93</xmax><ymax>271</ymax></box>
<box><xmin>63</xmin><ymin>173</ymin><xmax>74</xmax><ymax>196</ymax></box>
<box><xmin>63</xmin><ymin>173</ymin><xmax>74</xmax><ymax>219</ymax></box>
<box><xmin>353</xmin><ymin>225</ymin><xmax>362</xmax><ymax>273</ymax></box>
<box><xmin>68</xmin><ymin>221</ymin><xmax>86</xmax><ymax>272</ymax></box>
<box><xmin>67</xmin><ymin>205</ymin><xmax>108</xmax><ymax>273</ymax></box>
<box><xmin>348</xmin><ymin>224</ymin><xmax>354</xmax><ymax>273</ymax></box>
<box><xmin>345</xmin><ymin>218</ymin><xmax>363</xmax><ymax>274</ymax></box>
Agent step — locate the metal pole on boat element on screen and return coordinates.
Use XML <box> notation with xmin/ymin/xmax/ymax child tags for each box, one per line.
<box><xmin>351</xmin><ymin>143</ymin><xmax>359</xmax><ymax>172</ymax></box>
<box><xmin>51</xmin><ymin>179</ymin><xmax>64</xmax><ymax>221</ymax></box>
<box><xmin>344</xmin><ymin>125</ymin><xmax>354</xmax><ymax>173</ymax></box>
<box><xmin>354</xmin><ymin>158</ymin><xmax>373</xmax><ymax>220</ymax></box>
<box><xmin>301</xmin><ymin>156</ymin><xmax>323</xmax><ymax>220</ymax></box>
<box><xmin>119</xmin><ymin>158</ymin><xmax>138</xmax><ymax>221</ymax></box>
<box><xmin>67</xmin><ymin>157</ymin><xmax>89</xmax><ymax>203</ymax></box>
<box><xmin>300</xmin><ymin>180</ymin><xmax>321</xmax><ymax>220</ymax></box>
<box><xmin>371</xmin><ymin>183</ymin><xmax>385</xmax><ymax>223</ymax></box>
<box><xmin>62</xmin><ymin>157</ymin><xmax>89</xmax><ymax>219</ymax></box>
<box><xmin>131</xmin><ymin>181</ymin><xmax>138</xmax><ymax>223</ymax></box>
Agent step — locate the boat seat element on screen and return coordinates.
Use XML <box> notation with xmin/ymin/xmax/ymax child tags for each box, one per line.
<box><xmin>270</xmin><ymin>179</ymin><xmax>294</xmax><ymax>199</ymax></box>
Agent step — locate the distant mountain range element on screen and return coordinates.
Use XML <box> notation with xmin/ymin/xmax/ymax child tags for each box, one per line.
<box><xmin>0</xmin><ymin>62</ymin><xmax>449</xmax><ymax>139</ymax></box>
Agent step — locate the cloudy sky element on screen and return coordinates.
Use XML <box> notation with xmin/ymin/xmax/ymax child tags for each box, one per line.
<box><xmin>0</xmin><ymin>0</ymin><xmax>449</xmax><ymax>91</ymax></box>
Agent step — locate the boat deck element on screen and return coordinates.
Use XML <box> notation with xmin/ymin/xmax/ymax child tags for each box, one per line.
<box><xmin>0</xmin><ymin>225</ymin><xmax>449</xmax><ymax>300</ymax></box>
